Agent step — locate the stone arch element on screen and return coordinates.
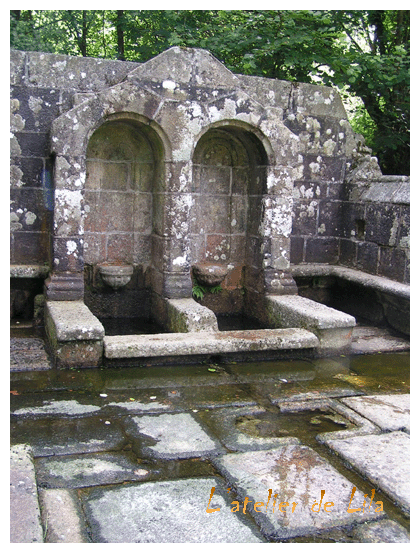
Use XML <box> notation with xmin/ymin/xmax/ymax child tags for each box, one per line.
<box><xmin>83</xmin><ymin>114</ymin><xmax>166</xmax><ymax>267</ymax></box>
<box><xmin>190</xmin><ymin>122</ymin><xmax>270</xmax><ymax>296</ymax></box>
<box><xmin>46</xmin><ymin>89</ymin><xmax>174</xmax><ymax>301</ymax></box>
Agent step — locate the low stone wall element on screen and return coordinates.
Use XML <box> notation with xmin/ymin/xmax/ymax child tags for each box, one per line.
<box><xmin>290</xmin><ymin>176</ymin><xmax>409</xmax><ymax>284</ymax></box>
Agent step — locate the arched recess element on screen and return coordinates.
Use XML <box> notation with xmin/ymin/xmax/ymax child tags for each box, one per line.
<box><xmin>82</xmin><ymin>113</ymin><xmax>168</xmax><ymax>319</ymax></box>
<box><xmin>84</xmin><ymin>114</ymin><xmax>166</xmax><ymax>267</ymax></box>
<box><xmin>191</xmin><ymin>122</ymin><xmax>269</xmax><ymax>291</ymax></box>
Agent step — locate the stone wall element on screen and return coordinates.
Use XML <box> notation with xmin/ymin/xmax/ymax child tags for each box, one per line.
<box><xmin>10</xmin><ymin>49</ymin><xmax>141</xmax><ymax>266</ymax></box>
<box><xmin>10</xmin><ymin>48</ymin><xmax>409</xmax><ymax>322</ymax></box>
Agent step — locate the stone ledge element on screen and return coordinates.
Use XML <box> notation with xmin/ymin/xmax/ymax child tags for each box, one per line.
<box><xmin>45</xmin><ymin>301</ymin><xmax>104</xmax><ymax>368</ymax></box>
<box><xmin>290</xmin><ymin>264</ymin><xmax>410</xmax><ymax>299</ymax></box>
<box><xmin>10</xmin><ymin>264</ymin><xmax>50</xmax><ymax>278</ymax></box>
<box><xmin>165</xmin><ymin>298</ymin><xmax>218</xmax><ymax>332</ymax></box>
<box><xmin>265</xmin><ymin>295</ymin><xmax>355</xmax><ymax>351</ymax></box>
<box><xmin>104</xmin><ymin>328</ymin><xmax>319</xmax><ymax>359</ymax></box>
<box><xmin>45</xmin><ymin>301</ymin><xmax>104</xmax><ymax>342</ymax></box>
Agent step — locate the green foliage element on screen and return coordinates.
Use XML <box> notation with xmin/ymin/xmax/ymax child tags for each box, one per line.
<box><xmin>10</xmin><ymin>9</ymin><xmax>409</xmax><ymax>174</ymax></box>
<box><xmin>192</xmin><ymin>278</ymin><xmax>222</xmax><ymax>301</ymax></box>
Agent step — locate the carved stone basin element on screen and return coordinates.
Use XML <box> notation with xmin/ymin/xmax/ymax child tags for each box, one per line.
<box><xmin>98</xmin><ymin>263</ymin><xmax>133</xmax><ymax>290</ymax></box>
<box><xmin>192</xmin><ymin>263</ymin><xmax>229</xmax><ymax>287</ymax></box>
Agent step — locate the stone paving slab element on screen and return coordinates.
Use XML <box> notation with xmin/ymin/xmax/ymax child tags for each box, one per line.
<box><xmin>10</xmin><ymin>444</ymin><xmax>43</xmax><ymax>543</ymax></box>
<box><xmin>39</xmin><ymin>488</ymin><xmax>89</xmax><ymax>542</ymax></box>
<box><xmin>351</xmin><ymin>519</ymin><xmax>410</xmax><ymax>543</ymax></box>
<box><xmin>214</xmin><ymin>446</ymin><xmax>383</xmax><ymax>540</ymax></box>
<box><xmin>197</xmin><ymin>405</ymin><xmax>301</xmax><ymax>452</ymax></box>
<box><xmin>274</xmin><ymin>398</ymin><xmax>379</xmax><ymax>442</ymax></box>
<box><xmin>10</xmin><ymin>338</ymin><xmax>52</xmax><ymax>371</ymax></box>
<box><xmin>35</xmin><ymin>451</ymin><xmax>151</xmax><ymax>488</ymax></box>
<box><xmin>340</xmin><ymin>394</ymin><xmax>410</xmax><ymax>433</ymax></box>
<box><xmin>11</xmin><ymin>415</ymin><xmax>127</xmax><ymax>457</ymax></box>
<box><xmin>350</xmin><ymin>326</ymin><xmax>410</xmax><ymax>355</ymax></box>
<box><xmin>176</xmin><ymin>383</ymin><xmax>257</xmax><ymax>410</ymax></box>
<box><xmin>323</xmin><ymin>431</ymin><xmax>410</xmax><ymax>514</ymax></box>
<box><xmin>11</xmin><ymin>398</ymin><xmax>102</xmax><ymax>417</ymax></box>
<box><xmin>125</xmin><ymin>412</ymin><xmax>223</xmax><ymax>459</ymax></box>
<box><xmin>83</xmin><ymin>478</ymin><xmax>264</xmax><ymax>542</ymax></box>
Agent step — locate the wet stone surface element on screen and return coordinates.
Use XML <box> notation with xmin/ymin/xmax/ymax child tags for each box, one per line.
<box><xmin>340</xmin><ymin>394</ymin><xmax>410</xmax><ymax>433</ymax></box>
<box><xmin>10</xmin><ymin>346</ymin><xmax>410</xmax><ymax>543</ymax></box>
<box><xmin>83</xmin><ymin>478</ymin><xmax>263</xmax><ymax>543</ymax></box>
<box><xmin>323</xmin><ymin>431</ymin><xmax>410</xmax><ymax>514</ymax></box>
<box><xmin>214</xmin><ymin>446</ymin><xmax>384</xmax><ymax>540</ymax></box>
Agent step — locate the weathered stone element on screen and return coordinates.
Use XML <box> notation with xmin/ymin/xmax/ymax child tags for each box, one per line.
<box><xmin>84</xmin><ymin>478</ymin><xmax>263</xmax><ymax>542</ymax></box>
<box><xmin>192</xmin><ymin>263</ymin><xmax>229</xmax><ymax>286</ymax></box>
<box><xmin>165</xmin><ymin>297</ymin><xmax>218</xmax><ymax>332</ymax></box>
<box><xmin>125</xmin><ymin>412</ymin><xmax>223</xmax><ymax>459</ymax></box>
<box><xmin>352</xmin><ymin>519</ymin><xmax>410</xmax><ymax>543</ymax></box>
<box><xmin>323</xmin><ymin>431</ymin><xmax>410</xmax><ymax>513</ymax></box>
<box><xmin>39</xmin><ymin>489</ymin><xmax>89</xmax><ymax>542</ymax></box>
<box><xmin>10</xmin><ymin>444</ymin><xmax>43</xmax><ymax>543</ymax></box>
<box><xmin>214</xmin><ymin>446</ymin><xmax>383</xmax><ymax>540</ymax></box>
<box><xmin>35</xmin><ymin>451</ymin><xmax>151</xmax><ymax>488</ymax></box>
<box><xmin>340</xmin><ymin>395</ymin><xmax>409</xmax><ymax>433</ymax></box>
<box><xmin>10</xmin><ymin>46</ymin><xmax>409</xmax><ymax>368</ymax></box>
<box><xmin>266</xmin><ymin>294</ymin><xmax>355</xmax><ymax>350</ymax></box>
<box><xmin>104</xmin><ymin>328</ymin><xmax>319</xmax><ymax>359</ymax></box>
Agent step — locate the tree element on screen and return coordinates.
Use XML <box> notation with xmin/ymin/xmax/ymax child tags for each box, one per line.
<box><xmin>10</xmin><ymin>10</ymin><xmax>409</xmax><ymax>174</ymax></box>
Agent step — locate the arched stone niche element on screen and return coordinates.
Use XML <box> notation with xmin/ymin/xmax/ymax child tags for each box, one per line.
<box><xmin>191</xmin><ymin>124</ymin><xmax>268</xmax><ymax>281</ymax></box>
<box><xmin>84</xmin><ymin>115</ymin><xmax>164</xmax><ymax>266</ymax></box>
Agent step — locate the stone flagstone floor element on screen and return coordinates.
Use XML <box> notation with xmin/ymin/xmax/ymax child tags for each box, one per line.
<box><xmin>10</xmin><ymin>334</ymin><xmax>410</xmax><ymax>543</ymax></box>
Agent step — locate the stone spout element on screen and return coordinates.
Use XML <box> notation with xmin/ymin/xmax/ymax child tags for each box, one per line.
<box><xmin>192</xmin><ymin>263</ymin><xmax>229</xmax><ymax>287</ymax></box>
<box><xmin>98</xmin><ymin>263</ymin><xmax>133</xmax><ymax>290</ymax></box>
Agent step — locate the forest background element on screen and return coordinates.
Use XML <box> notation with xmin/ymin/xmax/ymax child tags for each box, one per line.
<box><xmin>10</xmin><ymin>9</ymin><xmax>410</xmax><ymax>175</ymax></box>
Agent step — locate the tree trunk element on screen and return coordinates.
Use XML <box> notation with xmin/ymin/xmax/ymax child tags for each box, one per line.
<box><xmin>116</xmin><ymin>10</ymin><xmax>125</xmax><ymax>61</ymax></box>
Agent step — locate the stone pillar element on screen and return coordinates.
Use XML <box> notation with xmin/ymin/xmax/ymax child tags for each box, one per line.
<box><xmin>261</xmin><ymin>177</ymin><xmax>298</xmax><ymax>295</ymax></box>
<box><xmin>152</xmin><ymin>161</ymin><xmax>193</xmax><ymax>299</ymax></box>
<box><xmin>45</xmin><ymin>155</ymin><xmax>86</xmax><ymax>301</ymax></box>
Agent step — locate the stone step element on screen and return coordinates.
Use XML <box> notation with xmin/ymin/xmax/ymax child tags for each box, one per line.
<box><xmin>104</xmin><ymin>328</ymin><xmax>319</xmax><ymax>359</ymax></box>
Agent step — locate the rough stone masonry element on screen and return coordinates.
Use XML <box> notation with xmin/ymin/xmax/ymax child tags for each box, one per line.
<box><xmin>10</xmin><ymin>47</ymin><xmax>409</xmax><ymax>361</ymax></box>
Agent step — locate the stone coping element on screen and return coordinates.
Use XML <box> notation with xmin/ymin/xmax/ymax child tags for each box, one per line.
<box><xmin>46</xmin><ymin>301</ymin><xmax>105</xmax><ymax>342</ymax></box>
<box><xmin>266</xmin><ymin>295</ymin><xmax>356</xmax><ymax>331</ymax></box>
<box><xmin>10</xmin><ymin>264</ymin><xmax>50</xmax><ymax>278</ymax></box>
<box><xmin>104</xmin><ymin>328</ymin><xmax>319</xmax><ymax>359</ymax></box>
<box><xmin>290</xmin><ymin>264</ymin><xmax>410</xmax><ymax>299</ymax></box>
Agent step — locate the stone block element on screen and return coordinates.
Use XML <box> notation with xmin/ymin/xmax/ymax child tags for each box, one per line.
<box><xmin>45</xmin><ymin>300</ymin><xmax>104</xmax><ymax>368</ymax></box>
<box><xmin>356</xmin><ymin>241</ymin><xmax>379</xmax><ymax>274</ymax></box>
<box><xmin>323</xmin><ymin>431</ymin><xmax>410</xmax><ymax>514</ymax></box>
<box><xmin>214</xmin><ymin>446</ymin><xmax>383</xmax><ymax>540</ymax></box>
<box><xmin>305</xmin><ymin>237</ymin><xmax>339</xmax><ymax>264</ymax></box>
<box><xmin>317</xmin><ymin>200</ymin><xmax>342</xmax><ymax>236</ymax></box>
<box><xmin>165</xmin><ymin>297</ymin><xmax>218</xmax><ymax>332</ymax></box>
<box><xmin>292</xmin><ymin>200</ymin><xmax>319</xmax><ymax>235</ymax></box>
<box><xmin>378</xmin><ymin>247</ymin><xmax>406</xmax><ymax>282</ymax></box>
<box><xmin>125</xmin><ymin>412</ymin><xmax>223</xmax><ymax>459</ymax></box>
<box><xmin>39</xmin><ymin>489</ymin><xmax>89</xmax><ymax>542</ymax></box>
<box><xmin>10</xmin><ymin>444</ymin><xmax>43</xmax><ymax>543</ymax></box>
<box><xmin>266</xmin><ymin>294</ymin><xmax>355</xmax><ymax>351</ymax></box>
<box><xmin>83</xmin><ymin>478</ymin><xmax>263</xmax><ymax>542</ymax></box>
<box><xmin>104</xmin><ymin>328</ymin><xmax>319</xmax><ymax>360</ymax></box>
<box><xmin>35</xmin><ymin>451</ymin><xmax>151</xmax><ymax>488</ymax></box>
<box><xmin>340</xmin><ymin>395</ymin><xmax>409</xmax><ymax>433</ymax></box>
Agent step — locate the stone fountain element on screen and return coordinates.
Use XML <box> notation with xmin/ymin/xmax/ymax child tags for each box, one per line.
<box><xmin>10</xmin><ymin>47</ymin><xmax>409</xmax><ymax>368</ymax></box>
